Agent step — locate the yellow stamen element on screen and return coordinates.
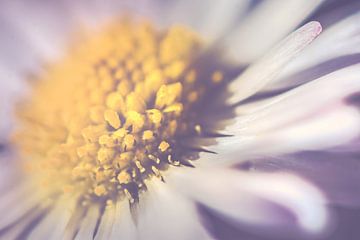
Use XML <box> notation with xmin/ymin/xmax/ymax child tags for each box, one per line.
<box><xmin>159</xmin><ymin>141</ymin><xmax>170</xmax><ymax>152</ymax></box>
<box><xmin>13</xmin><ymin>20</ymin><xmax>208</xmax><ymax>202</ymax></box>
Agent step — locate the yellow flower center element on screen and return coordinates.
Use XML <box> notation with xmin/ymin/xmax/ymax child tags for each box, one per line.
<box><xmin>13</xmin><ymin>20</ymin><xmax>224</xmax><ymax>204</ymax></box>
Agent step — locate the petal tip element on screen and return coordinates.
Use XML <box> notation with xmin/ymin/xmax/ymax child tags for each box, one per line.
<box><xmin>308</xmin><ymin>21</ymin><xmax>323</xmax><ymax>36</ymax></box>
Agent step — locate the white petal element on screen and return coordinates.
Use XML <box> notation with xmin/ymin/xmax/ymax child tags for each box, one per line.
<box><xmin>28</xmin><ymin>196</ymin><xmax>77</xmax><ymax>240</ymax></box>
<box><xmin>0</xmin><ymin>1</ymin><xmax>71</xmax><ymax>61</ymax></box>
<box><xmin>252</xmin><ymin>151</ymin><xmax>360</xmax><ymax>208</ymax></box>
<box><xmin>203</xmin><ymin>64</ymin><xmax>360</xmax><ymax>165</ymax></box>
<box><xmin>0</xmin><ymin>184</ymin><xmax>43</xmax><ymax>230</ymax></box>
<box><xmin>63</xmin><ymin>0</ymin><xmax>156</xmax><ymax>29</ymax></box>
<box><xmin>138</xmin><ymin>179</ymin><xmax>213</xmax><ymax>240</ymax></box>
<box><xmin>94</xmin><ymin>204</ymin><xmax>116</xmax><ymax>240</ymax></box>
<box><xmin>0</xmin><ymin>66</ymin><xmax>28</xmax><ymax>140</ymax></box>
<box><xmin>231</xmin><ymin>63</ymin><xmax>360</xmax><ymax>134</ymax></box>
<box><xmin>108</xmin><ymin>201</ymin><xmax>136</xmax><ymax>240</ymax></box>
<box><xmin>227</xmin><ymin>21</ymin><xmax>322</xmax><ymax>105</ymax></box>
<box><xmin>267</xmin><ymin>11</ymin><xmax>360</xmax><ymax>90</ymax></box>
<box><xmin>162</xmin><ymin>0</ymin><xmax>207</xmax><ymax>30</ymax></box>
<box><xmin>224</xmin><ymin>0</ymin><xmax>324</xmax><ymax>63</ymax></box>
<box><xmin>202</xmin><ymin>105</ymin><xmax>360</xmax><ymax>166</ymax></box>
<box><xmin>168</xmin><ymin>167</ymin><xmax>328</xmax><ymax>234</ymax></box>
<box><xmin>61</xmin><ymin>207</ymin><xmax>87</xmax><ymax>240</ymax></box>
<box><xmin>198</xmin><ymin>0</ymin><xmax>250</xmax><ymax>41</ymax></box>
<box><xmin>0</xmin><ymin>154</ymin><xmax>21</xmax><ymax>192</ymax></box>
<box><xmin>74</xmin><ymin>206</ymin><xmax>100</xmax><ymax>240</ymax></box>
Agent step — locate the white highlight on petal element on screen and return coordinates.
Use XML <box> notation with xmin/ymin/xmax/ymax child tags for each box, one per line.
<box><xmin>227</xmin><ymin>21</ymin><xmax>322</xmax><ymax>104</ymax></box>
<box><xmin>108</xmin><ymin>201</ymin><xmax>136</xmax><ymax>240</ymax></box>
<box><xmin>225</xmin><ymin>0</ymin><xmax>324</xmax><ymax>63</ymax></box>
<box><xmin>168</xmin><ymin>167</ymin><xmax>328</xmax><ymax>234</ymax></box>
<box><xmin>138</xmin><ymin>179</ymin><xmax>214</xmax><ymax>240</ymax></box>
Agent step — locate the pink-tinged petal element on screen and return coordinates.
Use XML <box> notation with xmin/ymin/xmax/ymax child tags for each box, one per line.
<box><xmin>266</xmin><ymin>11</ymin><xmax>360</xmax><ymax>90</ymax></box>
<box><xmin>224</xmin><ymin>0</ymin><xmax>324</xmax><ymax>63</ymax></box>
<box><xmin>168</xmin><ymin>167</ymin><xmax>329</xmax><ymax>235</ymax></box>
<box><xmin>227</xmin><ymin>21</ymin><xmax>322</xmax><ymax>105</ymax></box>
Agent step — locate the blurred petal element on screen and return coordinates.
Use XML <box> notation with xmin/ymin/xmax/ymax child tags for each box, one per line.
<box><xmin>0</xmin><ymin>1</ymin><xmax>72</xmax><ymax>61</ymax></box>
<box><xmin>0</xmin><ymin>66</ymin><xmax>28</xmax><ymax>140</ymax></box>
<box><xmin>224</xmin><ymin>0</ymin><xmax>324</xmax><ymax>63</ymax></box>
<box><xmin>198</xmin><ymin>0</ymin><xmax>250</xmax><ymax>41</ymax></box>
<box><xmin>138</xmin><ymin>179</ymin><xmax>213</xmax><ymax>240</ymax></box>
<box><xmin>63</xmin><ymin>0</ymin><xmax>162</xmax><ymax>29</ymax></box>
<box><xmin>165</xmin><ymin>0</ymin><xmax>249</xmax><ymax>42</ymax></box>
<box><xmin>251</xmin><ymin>151</ymin><xmax>360</xmax><ymax>208</ymax></box>
<box><xmin>168</xmin><ymin>167</ymin><xmax>328</xmax><ymax>234</ymax></box>
<box><xmin>94</xmin><ymin>204</ymin><xmax>116</xmax><ymax>240</ymax></box>
<box><xmin>0</xmin><ymin>184</ymin><xmax>43</xmax><ymax>231</ymax></box>
<box><xmin>108</xmin><ymin>201</ymin><xmax>136</xmax><ymax>240</ymax></box>
<box><xmin>227</xmin><ymin>21</ymin><xmax>322</xmax><ymax>104</ymax></box>
<box><xmin>74</xmin><ymin>206</ymin><xmax>100</xmax><ymax>240</ymax></box>
<box><xmin>27</xmin><ymin>196</ymin><xmax>77</xmax><ymax>240</ymax></box>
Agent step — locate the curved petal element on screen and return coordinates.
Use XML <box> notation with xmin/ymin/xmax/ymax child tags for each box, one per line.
<box><xmin>167</xmin><ymin>167</ymin><xmax>329</xmax><ymax>235</ymax></box>
<box><xmin>249</xmin><ymin>150</ymin><xmax>360</xmax><ymax>208</ymax></box>
<box><xmin>137</xmin><ymin>179</ymin><xmax>213</xmax><ymax>240</ymax></box>
<box><xmin>227</xmin><ymin>21</ymin><xmax>322</xmax><ymax>105</ymax></box>
<box><xmin>224</xmin><ymin>0</ymin><xmax>324</xmax><ymax>63</ymax></box>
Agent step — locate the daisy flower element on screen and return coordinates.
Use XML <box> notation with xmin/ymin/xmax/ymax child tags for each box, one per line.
<box><xmin>1</xmin><ymin>0</ymin><xmax>360</xmax><ymax>239</ymax></box>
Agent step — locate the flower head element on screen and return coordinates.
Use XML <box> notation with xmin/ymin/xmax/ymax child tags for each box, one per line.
<box><xmin>1</xmin><ymin>1</ymin><xmax>360</xmax><ymax>239</ymax></box>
